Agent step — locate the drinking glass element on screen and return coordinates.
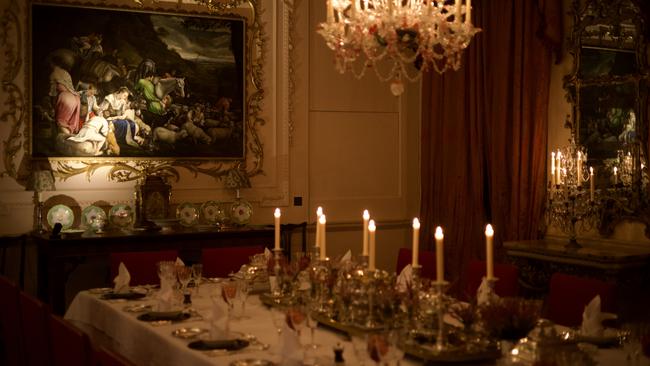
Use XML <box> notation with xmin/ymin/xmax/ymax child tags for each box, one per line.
<box><xmin>304</xmin><ymin>302</ymin><xmax>320</xmax><ymax>349</ymax></box>
<box><xmin>286</xmin><ymin>306</ymin><xmax>306</xmax><ymax>336</ymax></box>
<box><xmin>157</xmin><ymin>261</ymin><xmax>176</xmax><ymax>288</ymax></box>
<box><xmin>237</xmin><ymin>278</ymin><xmax>250</xmax><ymax>319</ymax></box>
<box><xmin>191</xmin><ymin>264</ymin><xmax>203</xmax><ymax>296</ymax></box>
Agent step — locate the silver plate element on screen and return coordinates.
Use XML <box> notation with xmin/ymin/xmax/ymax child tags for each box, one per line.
<box><xmin>229</xmin><ymin>359</ymin><xmax>276</xmax><ymax>366</ymax></box>
<box><xmin>171</xmin><ymin>327</ymin><xmax>208</xmax><ymax>339</ymax></box>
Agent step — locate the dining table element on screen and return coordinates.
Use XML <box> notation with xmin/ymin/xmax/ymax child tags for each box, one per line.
<box><xmin>65</xmin><ymin>281</ymin><xmax>649</xmax><ymax>366</ymax></box>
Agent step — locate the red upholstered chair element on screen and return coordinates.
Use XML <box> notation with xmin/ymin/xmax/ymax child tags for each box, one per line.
<box><xmin>94</xmin><ymin>346</ymin><xmax>137</xmax><ymax>366</ymax></box>
<box><xmin>49</xmin><ymin>315</ymin><xmax>92</xmax><ymax>366</ymax></box>
<box><xmin>464</xmin><ymin>259</ymin><xmax>520</xmax><ymax>300</ymax></box>
<box><xmin>0</xmin><ymin>275</ymin><xmax>21</xmax><ymax>366</ymax></box>
<box><xmin>201</xmin><ymin>246</ymin><xmax>264</xmax><ymax>278</ymax></box>
<box><xmin>395</xmin><ymin>248</ymin><xmax>437</xmax><ymax>280</ymax></box>
<box><xmin>109</xmin><ymin>250</ymin><xmax>179</xmax><ymax>286</ymax></box>
<box><xmin>545</xmin><ymin>273</ymin><xmax>618</xmax><ymax>327</ymax></box>
<box><xmin>20</xmin><ymin>291</ymin><xmax>51</xmax><ymax>366</ymax></box>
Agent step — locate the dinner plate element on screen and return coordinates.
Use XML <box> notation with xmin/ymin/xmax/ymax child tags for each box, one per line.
<box><xmin>88</xmin><ymin>287</ymin><xmax>112</xmax><ymax>295</ymax></box>
<box><xmin>176</xmin><ymin>202</ymin><xmax>199</xmax><ymax>227</ymax></box>
<box><xmin>101</xmin><ymin>292</ymin><xmax>147</xmax><ymax>300</ymax></box>
<box><xmin>47</xmin><ymin>204</ymin><xmax>74</xmax><ymax>230</ymax></box>
<box><xmin>109</xmin><ymin>204</ymin><xmax>134</xmax><ymax>228</ymax></box>
<box><xmin>137</xmin><ymin>311</ymin><xmax>191</xmax><ymax>322</ymax></box>
<box><xmin>80</xmin><ymin>205</ymin><xmax>107</xmax><ymax>229</ymax></box>
<box><xmin>230</xmin><ymin>198</ymin><xmax>253</xmax><ymax>225</ymax></box>
<box><xmin>200</xmin><ymin>200</ymin><xmax>227</xmax><ymax>224</ymax></box>
<box><xmin>171</xmin><ymin>327</ymin><xmax>208</xmax><ymax>339</ymax></box>
<box><xmin>187</xmin><ymin>339</ymin><xmax>249</xmax><ymax>351</ymax></box>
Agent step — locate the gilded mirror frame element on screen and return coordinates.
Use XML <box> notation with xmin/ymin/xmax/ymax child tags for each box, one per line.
<box><xmin>563</xmin><ymin>0</ymin><xmax>650</xmax><ymax>236</ymax></box>
<box><xmin>1</xmin><ymin>0</ymin><xmax>266</xmax><ymax>184</ymax></box>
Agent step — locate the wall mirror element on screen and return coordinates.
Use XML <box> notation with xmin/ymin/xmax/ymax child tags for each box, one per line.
<box><xmin>564</xmin><ymin>0</ymin><xmax>649</xmax><ymax>236</ymax></box>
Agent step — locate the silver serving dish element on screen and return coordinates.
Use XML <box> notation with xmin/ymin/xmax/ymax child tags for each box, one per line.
<box><xmin>171</xmin><ymin>327</ymin><xmax>208</xmax><ymax>339</ymax></box>
<box><xmin>229</xmin><ymin>359</ymin><xmax>276</xmax><ymax>366</ymax></box>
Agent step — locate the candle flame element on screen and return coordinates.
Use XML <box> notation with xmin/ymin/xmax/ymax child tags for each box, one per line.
<box><xmin>363</xmin><ymin>209</ymin><xmax>370</xmax><ymax>220</ymax></box>
<box><xmin>319</xmin><ymin>214</ymin><xmax>326</xmax><ymax>224</ymax></box>
<box><xmin>316</xmin><ymin>206</ymin><xmax>323</xmax><ymax>217</ymax></box>
<box><xmin>435</xmin><ymin>226</ymin><xmax>444</xmax><ymax>240</ymax></box>
<box><xmin>368</xmin><ymin>219</ymin><xmax>376</xmax><ymax>232</ymax></box>
<box><xmin>274</xmin><ymin>208</ymin><xmax>281</xmax><ymax>218</ymax></box>
<box><xmin>614</xmin><ymin>167</ymin><xmax>618</xmax><ymax>174</ymax></box>
<box><xmin>590</xmin><ymin>166</ymin><xmax>594</xmax><ymax>174</ymax></box>
<box><xmin>412</xmin><ymin>218</ymin><xmax>420</xmax><ymax>229</ymax></box>
<box><xmin>485</xmin><ymin>224</ymin><xmax>494</xmax><ymax>237</ymax></box>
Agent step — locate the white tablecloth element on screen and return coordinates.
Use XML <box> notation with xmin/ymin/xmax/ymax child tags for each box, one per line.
<box><xmin>65</xmin><ymin>283</ymin><xmax>648</xmax><ymax>366</ymax></box>
<box><xmin>65</xmin><ymin>283</ymin><xmax>420</xmax><ymax>366</ymax></box>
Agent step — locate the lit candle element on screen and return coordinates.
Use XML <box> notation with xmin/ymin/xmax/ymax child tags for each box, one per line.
<box><xmin>435</xmin><ymin>226</ymin><xmax>444</xmax><ymax>282</ymax></box>
<box><xmin>412</xmin><ymin>218</ymin><xmax>420</xmax><ymax>267</ymax></box>
<box><xmin>590</xmin><ymin>167</ymin><xmax>595</xmax><ymax>201</ymax></box>
<box><xmin>455</xmin><ymin>0</ymin><xmax>461</xmax><ymax>23</ymax></box>
<box><xmin>551</xmin><ymin>152</ymin><xmax>556</xmax><ymax>185</ymax></box>
<box><xmin>362</xmin><ymin>210</ymin><xmax>370</xmax><ymax>256</ymax></box>
<box><xmin>315</xmin><ymin>206</ymin><xmax>323</xmax><ymax>249</ymax></box>
<box><xmin>577</xmin><ymin>151</ymin><xmax>582</xmax><ymax>187</ymax></box>
<box><xmin>485</xmin><ymin>224</ymin><xmax>494</xmax><ymax>280</ymax></box>
<box><xmin>327</xmin><ymin>0</ymin><xmax>334</xmax><ymax>24</ymax></box>
<box><xmin>274</xmin><ymin>208</ymin><xmax>281</xmax><ymax>250</ymax></box>
<box><xmin>368</xmin><ymin>220</ymin><xmax>376</xmax><ymax>270</ymax></box>
<box><xmin>614</xmin><ymin>166</ymin><xmax>618</xmax><ymax>185</ymax></box>
<box><xmin>466</xmin><ymin>0</ymin><xmax>471</xmax><ymax>24</ymax></box>
<box><xmin>319</xmin><ymin>214</ymin><xmax>327</xmax><ymax>259</ymax></box>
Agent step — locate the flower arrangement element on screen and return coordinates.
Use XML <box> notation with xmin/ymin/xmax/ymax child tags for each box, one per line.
<box><xmin>478</xmin><ymin>297</ymin><xmax>542</xmax><ymax>341</ymax></box>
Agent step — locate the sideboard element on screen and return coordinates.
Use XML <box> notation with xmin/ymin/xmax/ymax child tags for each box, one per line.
<box><xmin>504</xmin><ymin>238</ymin><xmax>650</xmax><ymax>321</ymax></box>
<box><xmin>31</xmin><ymin>226</ymin><xmax>275</xmax><ymax>314</ymax></box>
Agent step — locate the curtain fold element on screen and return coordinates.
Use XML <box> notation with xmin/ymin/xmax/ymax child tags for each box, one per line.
<box><xmin>420</xmin><ymin>0</ymin><xmax>562</xmax><ymax>294</ymax></box>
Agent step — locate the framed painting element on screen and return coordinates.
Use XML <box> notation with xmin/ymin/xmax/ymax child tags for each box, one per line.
<box><xmin>30</xmin><ymin>2</ymin><xmax>246</xmax><ymax>159</ymax></box>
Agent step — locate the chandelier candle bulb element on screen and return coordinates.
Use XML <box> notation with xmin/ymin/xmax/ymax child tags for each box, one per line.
<box><xmin>368</xmin><ymin>220</ymin><xmax>376</xmax><ymax>270</ymax></box>
<box><xmin>551</xmin><ymin>152</ymin><xmax>556</xmax><ymax>186</ymax></box>
<box><xmin>466</xmin><ymin>0</ymin><xmax>472</xmax><ymax>24</ymax></box>
<box><xmin>455</xmin><ymin>0</ymin><xmax>461</xmax><ymax>23</ymax></box>
<box><xmin>412</xmin><ymin>218</ymin><xmax>420</xmax><ymax>267</ymax></box>
<box><xmin>485</xmin><ymin>224</ymin><xmax>494</xmax><ymax>280</ymax></box>
<box><xmin>590</xmin><ymin>167</ymin><xmax>595</xmax><ymax>201</ymax></box>
<box><xmin>316</xmin><ymin>206</ymin><xmax>323</xmax><ymax>248</ymax></box>
<box><xmin>577</xmin><ymin>151</ymin><xmax>582</xmax><ymax>186</ymax></box>
<box><xmin>319</xmin><ymin>214</ymin><xmax>327</xmax><ymax>259</ymax></box>
<box><xmin>435</xmin><ymin>226</ymin><xmax>444</xmax><ymax>282</ymax></box>
<box><xmin>556</xmin><ymin>151</ymin><xmax>562</xmax><ymax>185</ymax></box>
<box><xmin>274</xmin><ymin>208</ymin><xmax>281</xmax><ymax>250</ymax></box>
<box><xmin>614</xmin><ymin>166</ymin><xmax>618</xmax><ymax>185</ymax></box>
<box><xmin>362</xmin><ymin>210</ymin><xmax>370</xmax><ymax>256</ymax></box>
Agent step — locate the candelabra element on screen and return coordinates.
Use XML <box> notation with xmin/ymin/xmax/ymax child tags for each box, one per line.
<box><xmin>547</xmin><ymin>141</ymin><xmax>599</xmax><ymax>248</ymax></box>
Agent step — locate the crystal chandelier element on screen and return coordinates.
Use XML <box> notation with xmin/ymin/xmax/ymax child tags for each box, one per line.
<box><xmin>318</xmin><ymin>0</ymin><xmax>480</xmax><ymax>95</ymax></box>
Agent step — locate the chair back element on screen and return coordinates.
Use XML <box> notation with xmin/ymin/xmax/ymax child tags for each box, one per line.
<box><xmin>395</xmin><ymin>248</ymin><xmax>437</xmax><ymax>280</ymax></box>
<box><xmin>94</xmin><ymin>346</ymin><xmax>136</xmax><ymax>366</ymax></box>
<box><xmin>0</xmin><ymin>275</ymin><xmax>21</xmax><ymax>366</ymax></box>
<box><xmin>281</xmin><ymin>222</ymin><xmax>307</xmax><ymax>258</ymax></box>
<box><xmin>202</xmin><ymin>246</ymin><xmax>264</xmax><ymax>278</ymax></box>
<box><xmin>109</xmin><ymin>250</ymin><xmax>179</xmax><ymax>286</ymax></box>
<box><xmin>464</xmin><ymin>259</ymin><xmax>519</xmax><ymax>300</ymax></box>
<box><xmin>49</xmin><ymin>315</ymin><xmax>91</xmax><ymax>366</ymax></box>
<box><xmin>20</xmin><ymin>291</ymin><xmax>51</xmax><ymax>366</ymax></box>
<box><xmin>545</xmin><ymin>273</ymin><xmax>617</xmax><ymax>327</ymax></box>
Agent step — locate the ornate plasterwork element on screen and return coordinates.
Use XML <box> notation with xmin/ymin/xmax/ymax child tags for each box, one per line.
<box><xmin>1</xmin><ymin>0</ymin><xmax>270</xmax><ymax>184</ymax></box>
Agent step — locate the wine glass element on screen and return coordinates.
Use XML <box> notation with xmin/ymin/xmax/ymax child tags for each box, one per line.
<box><xmin>176</xmin><ymin>266</ymin><xmax>192</xmax><ymax>306</ymax></box>
<box><xmin>237</xmin><ymin>278</ymin><xmax>250</xmax><ymax>319</ymax></box>
<box><xmin>157</xmin><ymin>261</ymin><xmax>176</xmax><ymax>288</ymax></box>
<box><xmin>191</xmin><ymin>264</ymin><xmax>203</xmax><ymax>296</ymax></box>
<box><xmin>286</xmin><ymin>306</ymin><xmax>306</xmax><ymax>336</ymax></box>
<box><xmin>304</xmin><ymin>301</ymin><xmax>320</xmax><ymax>349</ymax></box>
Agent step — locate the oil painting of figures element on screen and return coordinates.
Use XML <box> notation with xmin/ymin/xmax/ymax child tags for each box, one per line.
<box><xmin>31</xmin><ymin>3</ymin><xmax>246</xmax><ymax>159</ymax></box>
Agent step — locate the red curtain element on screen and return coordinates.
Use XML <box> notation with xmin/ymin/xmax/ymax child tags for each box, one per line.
<box><xmin>420</xmin><ymin>0</ymin><xmax>562</xmax><ymax>293</ymax></box>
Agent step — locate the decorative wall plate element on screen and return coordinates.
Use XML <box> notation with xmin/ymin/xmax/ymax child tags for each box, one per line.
<box><xmin>81</xmin><ymin>205</ymin><xmax>107</xmax><ymax>229</ymax></box>
<box><xmin>47</xmin><ymin>204</ymin><xmax>74</xmax><ymax>230</ymax></box>
<box><xmin>177</xmin><ymin>202</ymin><xmax>199</xmax><ymax>227</ymax></box>
<box><xmin>230</xmin><ymin>198</ymin><xmax>253</xmax><ymax>225</ymax></box>
<box><xmin>109</xmin><ymin>204</ymin><xmax>134</xmax><ymax>228</ymax></box>
<box><xmin>200</xmin><ymin>201</ymin><xmax>227</xmax><ymax>224</ymax></box>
